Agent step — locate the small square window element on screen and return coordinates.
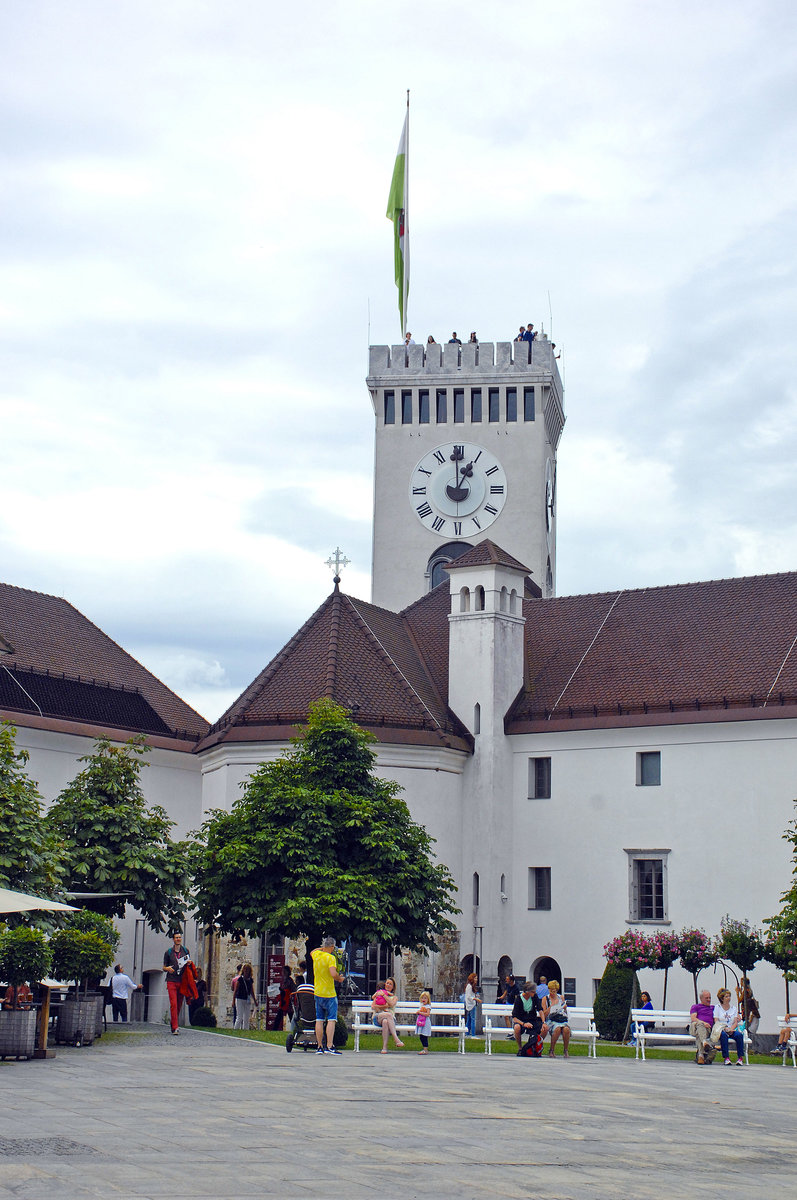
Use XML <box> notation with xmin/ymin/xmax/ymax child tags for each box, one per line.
<box><xmin>528</xmin><ymin>867</ymin><xmax>551</xmax><ymax>910</ymax></box>
<box><xmin>637</xmin><ymin>751</ymin><xmax>661</xmax><ymax>786</ymax></box>
<box><xmin>528</xmin><ymin>757</ymin><xmax>551</xmax><ymax>799</ymax></box>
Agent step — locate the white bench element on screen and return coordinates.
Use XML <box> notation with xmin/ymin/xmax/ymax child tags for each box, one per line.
<box><xmin>482</xmin><ymin>1003</ymin><xmax>599</xmax><ymax>1056</ymax></box>
<box><xmin>631</xmin><ymin>1008</ymin><xmax>751</xmax><ymax>1063</ymax></box>
<box><xmin>776</xmin><ymin>1017</ymin><xmax>797</xmax><ymax>1066</ymax></box>
<box><xmin>351</xmin><ymin>1000</ymin><xmax>466</xmax><ymax>1053</ymax></box>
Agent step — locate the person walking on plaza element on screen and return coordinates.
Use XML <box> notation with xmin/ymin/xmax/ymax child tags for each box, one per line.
<box><xmin>162</xmin><ymin>931</ymin><xmax>191</xmax><ymax>1035</ymax></box>
<box><xmin>233</xmin><ymin>963</ymin><xmax>257</xmax><ymax>1030</ymax></box>
<box><xmin>310</xmin><ymin>936</ymin><xmax>344</xmax><ymax>1055</ymax></box>
<box><xmin>110</xmin><ymin>963</ymin><xmax>142</xmax><ymax>1023</ymax></box>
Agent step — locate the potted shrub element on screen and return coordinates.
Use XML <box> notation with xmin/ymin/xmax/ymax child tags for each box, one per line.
<box><xmin>0</xmin><ymin>926</ymin><xmax>52</xmax><ymax>1059</ymax></box>
<box><xmin>50</xmin><ymin>929</ymin><xmax>114</xmax><ymax>1046</ymax></box>
<box><xmin>57</xmin><ymin>912</ymin><xmax>120</xmax><ymax>1036</ymax></box>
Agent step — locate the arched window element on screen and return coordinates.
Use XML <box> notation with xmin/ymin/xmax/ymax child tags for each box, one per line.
<box><xmin>500</xmin><ymin>586</ymin><xmax>508</xmax><ymax>612</ymax></box>
<box><xmin>510</xmin><ymin>588</ymin><xmax>518</xmax><ymax>614</ymax></box>
<box><xmin>459</xmin><ymin>586</ymin><xmax>470</xmax><ymax>613</ymax></box>
<box><xmin>475</xmin><ymin>585</ymin><xmax>485</xmax><ymax>611</ymax></box>
<box><xmin>426</xmin><ymin>541</ymin><xmax>472</xmax><ymax>591</ymax></box>
<box><xmin>473</xmin><ymin>702</ymin><xmax>480</xmax><ymax>734</ymax></box>
<box><xmin>473</xmin><ymin>872</ymin><xmax>480</xmax><ymax>906</ymax></box>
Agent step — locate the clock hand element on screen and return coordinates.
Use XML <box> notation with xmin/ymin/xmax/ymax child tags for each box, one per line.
<box><xmin>445</xmin><ymin>457</ymin><xmax>473</xmax><ymax>504</ymax></box>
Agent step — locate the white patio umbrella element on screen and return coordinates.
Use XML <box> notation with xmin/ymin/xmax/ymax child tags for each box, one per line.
<box><xmin>0</xmin><ymin>887</ymin><xmax>78</xmax><ymax>915</ymax></box>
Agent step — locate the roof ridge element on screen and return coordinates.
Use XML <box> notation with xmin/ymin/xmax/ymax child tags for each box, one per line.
<box><xmin>544</xmin><ymin>569</ymin><xmax>797</xmax><ymax>606</ymax></box>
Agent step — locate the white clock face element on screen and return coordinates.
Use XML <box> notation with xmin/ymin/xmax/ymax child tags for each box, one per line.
<box><xmin>545</xmin><ymin>458</ymin><xmax>556</xmax><ymax>546</ymax></box>
<box><xmin>409</xmin><ymin>442</ymin><xmax>507</xmax><ymax>538</ymax></box>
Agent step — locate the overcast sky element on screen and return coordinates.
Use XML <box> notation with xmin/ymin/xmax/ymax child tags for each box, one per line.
<box><xmin>2</xmin><ymin>0</ymin><xmax>796</xmax><ymax>722</ymax></box>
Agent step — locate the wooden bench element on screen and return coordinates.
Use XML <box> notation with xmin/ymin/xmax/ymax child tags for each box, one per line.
<box><xmin>482</xmin><ymin>1002</ymin><xmax>600</xmax><ymax>1056</ymax></box>
<box><xmin>776</xmin><ymin>1017</ymin><xmax>797</xmax><ymax>1067</ymax></box>
<box><xmin>631</xmin><ymin>1008</ymin><xmax>751</xmax><ymax>1063</ymax></box>
<box><xmin>351</xmin><ymin>1000</ymin><xmax>465</xmax><ymax>1053</ymax></box>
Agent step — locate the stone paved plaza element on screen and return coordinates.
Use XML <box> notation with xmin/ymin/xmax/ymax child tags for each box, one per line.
<box><xmin>0</xmin><ymin>1026</ymin><xmax>794</xmax><ymax>1199</ymax></box>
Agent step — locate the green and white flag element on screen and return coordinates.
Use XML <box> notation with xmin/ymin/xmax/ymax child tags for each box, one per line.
<box><xmin>386</xmin><ymin>108</ymin><xmax>409</xmax><ymax>338</ymax></box>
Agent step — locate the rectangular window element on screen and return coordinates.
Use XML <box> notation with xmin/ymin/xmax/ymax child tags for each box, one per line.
<box><xmin>384</xmin><ymin>391</ymin><xmax>395</xmax><ymax>424</ymax></box>
<box><xmin>528</xmin><ymin>756</ymin><xmax>551</xmax><ymax>799</ymax></box>
<box><xmin>488</xmin><ymin>388</ymin><xmax>500</xmax><ymax>422</ymax></box>
<box><xmin>637</xmin><ymin>751</ymin><xmax>661</xmax><ymax>786</ymax></box>
<box><xmin>524</xmin><ymin>387</ymin><xmax>535</xmax><ymax>421</ymax></box>
<box><xmin>453</xmin><ymin>388</ymin><xmax>465</xmax><ymax>423</ymax></box>
<box><xmin>436</xmin><ymin>389</ymin><xmax>447</xmax><ymax>423</ymax></box>
<box><xmin>471</xmin><ymin>389</ymin><xmax>482</xmax><ymax>422</ymax></box>
<box><xmin>626</xmin><ymin>850</ymin><xmax>670</xmax><ymax>922</ymax></box>
<box><xmin>401</xmin><ymin>390</ymin><xmax>412</xmax><ymax>424</ymax></box>
<box><xmin>506</xmin><ymin>387</ymin><xmax>517</xmax><ymax>422</ymax></box>
<box><xmin>564</xmin><ymin>978</ymin><xmax>576</xmax><ymax>1007</ymax></box>
<box><xmin>528</xmin><ymin>867</ymin><xmax>551</xmax><ymax>910</ymax></box>
<box><xmin>419</xmin><ymin>390</ymin><xmax>430</xmax><ymax>424</ymax></box>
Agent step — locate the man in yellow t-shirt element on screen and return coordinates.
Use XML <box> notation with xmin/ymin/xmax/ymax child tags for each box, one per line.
<box><xmin>311</xmin><ymin>937</ymin><xmax>344</xmax><ymax>1055</ymax></box>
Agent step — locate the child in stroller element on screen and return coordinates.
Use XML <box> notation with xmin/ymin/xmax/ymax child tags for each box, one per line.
<box><xmin>285</xmin><ymin>982</ymin><xmax>319</xmax><ymax>1052</ymax></box>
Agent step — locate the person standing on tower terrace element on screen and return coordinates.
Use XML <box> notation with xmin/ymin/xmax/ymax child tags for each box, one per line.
<box><xmin>162</xmin><ymin>931</ymin><xmax>191</xmax><ymax>1035</ymax></box>
<box><xmin>448</xmin><ymin>332</ymin><xmax>461</xmax><ymax>344</ymax></box>
<box><xmin>514</xmin><ymin>326</ymin><xmax>525</xmax><ymax>341</ymax></box>
<box><xmin>110</xmin><ymin>963</ymin><xmax>142</xmax><ymax>1022</ymax></box>
<box><xmin>311</xmin><ymin>936</ymin><xmax>344</xmax><ymax>1055</ymax></box>
<box><xmin>405</xmin><ymin>331</ymin><xmax>415</xmax><ymax>346</ymax></box>
<box><xmin>468</xmin><ymin>331</ymin><xmax>478</xmax><ymax>344</ymax></box>
<box><xmin>522</xmin><ymin>324</ymin><xmax>536</xmax><ymax>343</ymax></box>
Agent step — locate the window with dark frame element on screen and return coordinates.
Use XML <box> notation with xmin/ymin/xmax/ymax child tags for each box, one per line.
<box><xmin>384</xmin><ymin>390</ymin><xmax>395</xmax><ymax>424</ymax></box>
<box><xmin>488</xmin><ymin>388</ymin><xmax>500</xmax><ymax>422</ymax></box>
<box><xmin>637</xmin><ymin>751</ymin><xmax>661</xmax><ymax>786</ymax></box>
<box><xmin>633</xmin><ymin>858</ymin><xmax>664</xmax><ymax>920</ymax></box>
<box><xmin>401</xmin><ymin>390</ymin><xmax>412</xmax><ymax>424</ymax></box>
<box><xmin>506</xmin><ymin>387</ymin><xmax>517</xmax><ymax>422</ymax></box>
<box><xmin>419</xmin><ymin>389</ymin><xmax>430</xmax><ymax>424</ymax></box>
<box><xmin>436</xmin><ymin>389</ymin><xmax>447</xmax><ymax>423</ymax></box>
<box><xmin>471</xmin><ymin>388</ymin><xmax>482</xmax><ymax>422</ymax></box>
<box><xmin>523</xmin><ymin>387</ymin><xmax>535</xmax><ymax>421</ymax></box>
<box><xmin>528</xmin><ymin>756</ymin><xmax>551</xmax><ymax>799</ymax></box>
<box><xmin>528</xmin><ymin>867</ymin><xmax>551</xmax><ymax>910</ymax></box>
<box><xmin>453</xmin><ymin>388</ymin><xmax>465</xmax><ymax>423</ymax></box>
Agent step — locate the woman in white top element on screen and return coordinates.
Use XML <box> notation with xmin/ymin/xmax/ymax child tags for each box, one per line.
<box><xmin>711</xmin><ymin>988</ymin><xmax>745</xmax><ymax>1065</ymax></box>
<box><xmin>464</xmin><ymin>972</ymin><xmax>481</xmax><ymax>1036</ymax></box>
<box><xmin>545</xmin><ymin>980</ymin><xmax>571</xmax><ymax>1058</ymax></box>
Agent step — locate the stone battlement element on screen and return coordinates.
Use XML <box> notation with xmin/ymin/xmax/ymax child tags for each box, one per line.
<box><xmin>368</xmin><ymin>337</ymin><xmax>558</xmax><ymax>379</ymax></box>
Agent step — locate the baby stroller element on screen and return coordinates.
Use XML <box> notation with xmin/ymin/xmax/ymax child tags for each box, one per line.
<box><xmin>285</xmin><ymin>983</ymin><xmax>319</xmax><ymax>1053</ymax></box>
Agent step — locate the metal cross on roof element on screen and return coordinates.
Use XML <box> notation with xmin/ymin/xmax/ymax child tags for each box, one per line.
<box><xmin>325</xmin><ymin>547</ymin><xmax>351</xmax><ymax>587</ymax></box>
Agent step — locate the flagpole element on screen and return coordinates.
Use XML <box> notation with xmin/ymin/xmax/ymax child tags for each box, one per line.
<box><xmin>403</xmin><ymin>90</ymin><xmax>409</xmax><ymax>339</ymax></box>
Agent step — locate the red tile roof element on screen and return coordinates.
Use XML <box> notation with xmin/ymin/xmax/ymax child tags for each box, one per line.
<box><xmin>444</xmin><ymin>539</ymin><xmax>530</xmax><ymax>574</ymax></box>
<box><xmin>509</xmin><ymin>571</ymin><xmax>797</xmax><ymax>728</ymax></box>
<box><xmin>200</xmin><ymin>585</ymin><xmax>471</xmax><ymax>751</ymax></box>
<box><xmin>201</xmin><ymin>565</ymin><xmax>797</xmax><ymax>748</ymax></box>
<box><xmin>0</xmin><ymin>583</ymin><xmax>208</xmax><ymax>741</ymax></box>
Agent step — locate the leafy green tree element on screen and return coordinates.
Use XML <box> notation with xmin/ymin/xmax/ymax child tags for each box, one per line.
<box><xmin>715</xmin><ymin>915</ymin><xmax>764</xmax><ymax>1023</ymax></box>
<box><xmin>677</xmin><ymin>928</ymin><xmax>717</xmax><ymax>1002</ymax></box>
<box><xmin>193</xmin><ymin>699</ymin><xmax>459</xmax><ymax>960</ymax></box>
<box><xmin>767</xmin><ymin>803</ymin><xmax>797</xmax><ymax>1009</ymax></box>
<box><xmin>0</xmin><ymin>927</ymin><xmax>52</xmax><ymax>1003</ymax></box>
<box><xmin>0</xmin><ymin>722</ymin><xmax>65</xmax><ymax>910</ymax></box>
<box><xmin>50</xmin><ymin>929</ymin><xmax>114</xmax><ymax>996</ymax></box>
<box><xmin>44</xmin><ymin>736</ymin><xmax>192</xmax><ymax>932</ymax></box>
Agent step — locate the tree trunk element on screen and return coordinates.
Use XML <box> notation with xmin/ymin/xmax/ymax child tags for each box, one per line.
<box><xmin>662</xmin><ymin>966</ymin><xmax>669</xmax><ymax>1010</ymax></box>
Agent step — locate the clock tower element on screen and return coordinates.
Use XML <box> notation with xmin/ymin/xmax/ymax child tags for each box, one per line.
<box><xmin>368</xmin><ymin>336</ymin><xmax>565</xmax><ymax>611</ymax></box>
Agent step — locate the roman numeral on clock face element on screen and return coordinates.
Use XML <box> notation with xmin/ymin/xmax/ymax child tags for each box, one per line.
<box><xmin>412</xmin><ymin>486</ymin><xmax>427</xmax><ymax>495</ymax></box>
<box><xmin>432</xmin><ymin>450</ymin><xmax>445</xmax><ymax>464</ymax></box>
<box><xmin>485</xmin><ymin>504</ymin><xmax>498</xmax><ymax>515</ymax></box>
<box><xmin>453</xmin><ymin>522</ymin><xmax>462</xmax><ymax>535</ymax></box>
<box><xmin>417</xmin><ymin>503</ymin><xmax>432</xmax><ymax>519</ymax></box>
<box><xmin>490</xmin><ymin>485</ymin><xmax>504</xmax><ymax>494</ymax></box>
<box><xmin>485</xmin><ymin>465</ymin><xmax>498</xmax><ymax>476</ymax></box>
<box><xmin>431</xmin><ymin>516</ymin><xmax>445</xmax><ymax>532</ymax></box>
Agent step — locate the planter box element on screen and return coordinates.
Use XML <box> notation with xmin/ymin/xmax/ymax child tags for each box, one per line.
<box><xmin>0</xmin><ymin>1008</ymin><xmax>37</xmax><ymax>1059</ymax></box>
<box><xmin>55</xmin><ymin>997</ymin><xmax>98</xmax><ymax>1046</ymax></box>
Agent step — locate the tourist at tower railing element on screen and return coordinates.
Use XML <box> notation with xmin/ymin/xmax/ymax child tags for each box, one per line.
<box><xmin>515</xmin><ymin>325</ymin><xmax>525</xmax><ymax>341</ymax></box>
<box><xmin>426</xmin><ymin>334</ymin><xmax>436</xmax><ymax>344</ymax></box>
<box><xmin>468</xmin><ymin>331</ymin><xmax>478</xmax><ymax>343</ymax></box>
<box><xmin>448</xmin><ymin>331</ymin><xmax>461</xmax><ymax>344</ymax></box>
<box><xmin>404</xmin><ymin>331</ymin><xmax>415</xmax><ymax>345</ymax></box>
<box><xmin>522</xmin><ymin>323</ymin><xmax>536</xmax><ymax>343</ymax></box>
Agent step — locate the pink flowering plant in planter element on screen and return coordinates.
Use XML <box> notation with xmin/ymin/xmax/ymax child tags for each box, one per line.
<box><xmin>603</xmin><ymin>930</ymin><xmax>656</xmax><ymax>971</ymax></box>
<box><xmin>677</xmin><ymin>928</ymin><xmax>717</xmax><ymax>1001</ymax></box>
<box><xmin>650</xmin><ymin>930</ymin><xmax>681</xmax><ymax>1008</ymax></box>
